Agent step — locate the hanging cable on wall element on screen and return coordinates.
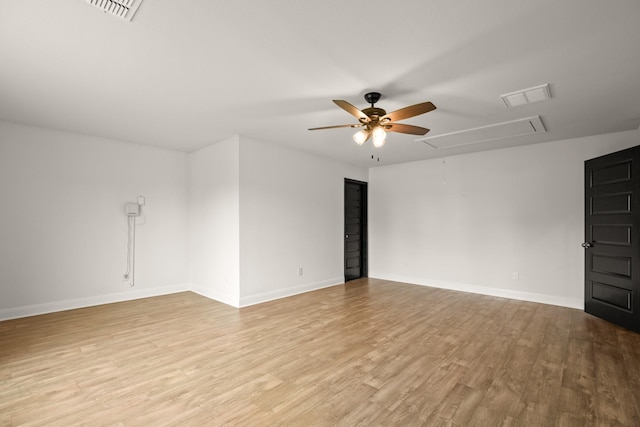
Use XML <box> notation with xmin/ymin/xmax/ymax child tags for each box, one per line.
<box><xmin>123</xmin><ymin>196</ymin><xmax>145</xmax><ymax>287</ymax></box>
<box><xmin>124</xmin><ymin>213</ymin><xmax>136</xmax><ymax>286</ymax></box>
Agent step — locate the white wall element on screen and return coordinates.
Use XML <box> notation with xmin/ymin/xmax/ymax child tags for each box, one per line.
<box><xmin>0</xmin><ymin>122</ymin><xmax>190</xmax><ymax>319</ymax></box>
<box><xmin>10</xmin><ymin>121</ymin><xmax>632</xmax><ymax>318</ymax></box>
<box><xmin>188</xmin><ymin>135</ymin><xmax>368</xmax><ymax>307</ymax></box>
<box><xmin>369</xmin><ymin>130</ymin><xmax>640</xmax><ymax>308</ymax></box>
<box><xmin>238</xmin><ymin>137</ymin><xmax>368</xmax><ymax>306</ymax></box>
<box><xmin>0</xmin><ymin>126</ymin><xmax>367</xmax><ymax>318</ymax></box>
<box><xmin>188</xmin><ymin>136</ymin><xmax>241</xmax><ymax>307</ymax></box>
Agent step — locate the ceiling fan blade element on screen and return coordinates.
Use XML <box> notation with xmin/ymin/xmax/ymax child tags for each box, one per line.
<box><xmin>333</xmin><ymin>100</ymin><xmax>370</xmax><ymax>122</ymax></box>
<box><xmin>308</xmin><ymin>123</ymin><xmax>363</xmax><ymax>131</ymax></box>
<box><xmin>382</xmin><ymin>101</ymin><xmax>436</xmax><ymax>122</ymax></box>
<box><xmin>385</xmin><ymin>123</ymin><xmax>430</xmax><ymax>135</ymax></box>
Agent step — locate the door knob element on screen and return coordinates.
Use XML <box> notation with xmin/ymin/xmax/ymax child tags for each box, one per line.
<box><xmin>581</xmin><ymin>242</ymin><xmax>593</xmax><ymax>248</ymax></box>
<box><xmin>346</xmin><ymin>234</ymin><xmax>349</xmax><ymax>238</ymax></box>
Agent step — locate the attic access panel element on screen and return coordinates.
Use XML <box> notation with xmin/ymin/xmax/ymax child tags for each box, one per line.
<box><xmin>420</xmin><ymin>116</ymin><xmax>546</xmax><ymax>150</ymax></box>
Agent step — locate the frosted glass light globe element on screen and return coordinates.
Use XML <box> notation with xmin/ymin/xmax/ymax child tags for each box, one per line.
<box><xmin>372</xmin><ymin>127</ymin><xmax>386</xmax><ymax>148</ymax></box>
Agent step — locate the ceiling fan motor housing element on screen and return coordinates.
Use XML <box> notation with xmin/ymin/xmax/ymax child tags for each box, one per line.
<box><xmin>361</xmin><ymin>107</ymin><xmax>387</xmax><ymax>123</ymax></box>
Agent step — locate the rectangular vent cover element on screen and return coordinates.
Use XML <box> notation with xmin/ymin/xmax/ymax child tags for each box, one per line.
<box><xmin>86</xmin><ymin>0</ymin><xmax>143</xmax><ymax>22</ymax></box>
<box><xmin>501</xmin><ymin>84</ymin><xmax>551</xmax><ymax>108</ymax></box>
<box><xmin>420</xmin><ymin>116</ymin><xmax>546</xmax><ymax>150</ymax></box>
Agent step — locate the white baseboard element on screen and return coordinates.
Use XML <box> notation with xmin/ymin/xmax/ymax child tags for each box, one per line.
<box><xmin>369</xmin><ymin>272</ymin><xmax>584</xmax><ymax>310</ymax></box>
<box><xmin>190</xmin><ymin>284</ymin><xmax>240</xmax><ymax>308</ymax></box>
<box><xmin>0</xmin><ymin>283</ymin><xmax>190</xmax><ymax>321</ymax></box>
<box><xmin>0</xmin><ymin>279</ymin><xmax>345</xmax><ymax>321</ymax></box>
<box><xmin>238</xmin><ymin>277</ymin><xmax>344</xmax><ymax>307</ymax></box>
<box><xmin>2</xmin><ymin>275</ymin><xmax>578</xmax><ymax>321</ymax></box>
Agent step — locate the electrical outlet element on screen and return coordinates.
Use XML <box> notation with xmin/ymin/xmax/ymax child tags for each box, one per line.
<box><xmin>297</xmin><ymin>267</ymin><xmax>303</xmax><ymax>276</ymax></box>
<box><xmin>512</xmin><ymin>272</ymin><xmax>519</xmax><ymax>280</ymax></box>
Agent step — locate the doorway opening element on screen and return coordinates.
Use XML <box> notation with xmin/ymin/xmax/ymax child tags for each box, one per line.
<box><xmin>344</xmin><ymin>179</ymin><xmax>368</xmax><ymax>281</ymax></box>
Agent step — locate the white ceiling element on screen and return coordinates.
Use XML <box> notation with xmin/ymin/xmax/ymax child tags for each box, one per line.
<box><xmin>1</xmin><ymin>0</ymin><xmax>639</xmax><ymax>167</ymax></box>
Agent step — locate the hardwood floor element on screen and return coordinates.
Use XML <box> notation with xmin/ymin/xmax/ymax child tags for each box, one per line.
<box><xmin>1</xmin><ymin>278</ymin><xmax>640</xmax><ymax>426</ymax></box>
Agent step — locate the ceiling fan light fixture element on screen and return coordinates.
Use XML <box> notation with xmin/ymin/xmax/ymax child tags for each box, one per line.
<box><xmin>372</xmin><ymin>127</ymin><xmax>386</xmax><ymax>148</ymax></box>
<box><xmin>310</xmin><ymin>92</ymin><xmax>435</xmax><ymax>148</ymax></box>
<box><xmin>353</xmin><ymin>129</ymin><xmax>370</xmax><ymax>145</ymax></box>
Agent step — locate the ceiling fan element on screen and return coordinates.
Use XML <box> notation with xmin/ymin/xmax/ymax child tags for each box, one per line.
<box><xmin>309</xmin><ymin>92</ymin><xmax>436</xmax><ymax>148</ymax></box>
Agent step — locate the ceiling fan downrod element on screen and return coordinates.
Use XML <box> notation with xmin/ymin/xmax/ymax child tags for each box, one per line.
<box><xmin>363</xmin><ymin>92</ymin><xmax>381</xmax><ymax>108</ymax></box>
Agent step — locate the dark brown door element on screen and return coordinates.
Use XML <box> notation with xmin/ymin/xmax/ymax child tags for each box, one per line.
<box><xmin>345</xmin><ymin>179</ymin><xmax>367</xmax><ymax>281</ymax></box>
<box><xmin>584</xmin><ymin>145</ymin><xmax>640</xmax><ymax>332</ymax></box>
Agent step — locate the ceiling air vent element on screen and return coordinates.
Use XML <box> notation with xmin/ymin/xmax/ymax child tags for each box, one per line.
<box><xmin>86</xmin><ymin>0</ymin><xmax>143</xmax><ymax>22</ymax></box>
<box><xmin>420</xmin><ymin>116</ymin><xmax>546</xmax><ymax>150</ymax></box>
<box><xmin>500</xmin><ymin>84</ymin><xmax>552</xmax><ymax>108</ymax></box>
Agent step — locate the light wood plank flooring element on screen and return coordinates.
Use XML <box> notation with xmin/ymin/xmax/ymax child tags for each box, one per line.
<box><xmin>2</xmin><ymin>278</ymin><xmax>640</xmax><ymax>426</ymax></box>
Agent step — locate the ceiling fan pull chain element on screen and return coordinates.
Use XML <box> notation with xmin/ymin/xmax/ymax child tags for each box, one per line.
<box><xmin>442</xmin><ymin>159</ymin><xmax>447</xmax><ymax>184</ymax></box>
